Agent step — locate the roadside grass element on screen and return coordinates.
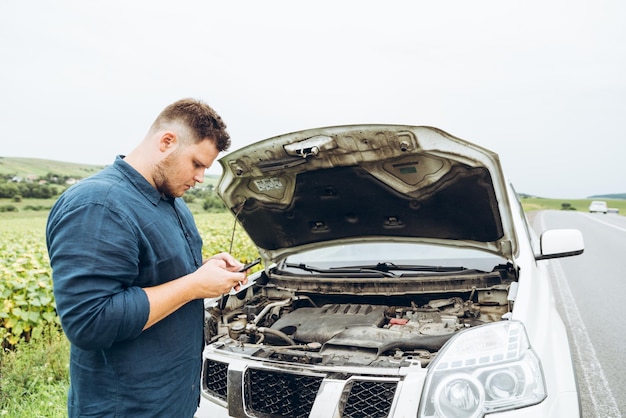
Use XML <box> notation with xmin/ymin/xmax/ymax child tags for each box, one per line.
<box><xmin>521</xmin><ymin>197</ymin><xmax>626</xmax><ymax>214</ymax></box>
<box><xmin>0</xmin><ymin>325</ymin><xmax>70</xmax><ymax>418</ymax></box>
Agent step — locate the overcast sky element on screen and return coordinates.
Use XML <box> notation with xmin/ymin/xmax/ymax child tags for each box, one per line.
<box><xmin>1</xmin><ymin>0</ymin><xmax>624</xmax><ymax>199</ymax></box>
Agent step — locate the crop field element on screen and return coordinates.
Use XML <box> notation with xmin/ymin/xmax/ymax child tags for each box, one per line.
<box><xmin>1</xmin><ymin>216</ymin><xmax>59</xmax><ymax>345</ymax></box>
<box><xmin>0</xmin><ymin>210</ymin><xmax>258</xmax><ymax>417</ymax></box>
<box><xmin>0</xmin><ymin>212</ymin><xmax>259</xmax><ymax>347</ymax></box>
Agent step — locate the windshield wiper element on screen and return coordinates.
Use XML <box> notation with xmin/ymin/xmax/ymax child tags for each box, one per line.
<box><xmin>341</xmin><ymin>262</ymin><xmax>474</xmax><ymax>274</ymax></box>
<box><xmin>283</xmin><ymin>263</ymin><xmax>397</xmax><ymax>277</ymax></box>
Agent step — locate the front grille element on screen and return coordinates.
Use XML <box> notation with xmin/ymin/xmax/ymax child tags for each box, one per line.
<box><xmin>245</xmin><ymin>368</ymin><xmax>323</xmax><ymax>418</ymax></box>
<box><xmin>202</xmin><ymin>358</ymin><xmax>399</xmax><ymax>417</ymax></box>
<box><xmin>203</xmin><ymin>359</ymin><xmax>228</xmax><ymax>400</ymax></box>
<box><xmin>342</xmin><ymin>380</ymin><xmax>397</xmax><ymax>418</ymax></box>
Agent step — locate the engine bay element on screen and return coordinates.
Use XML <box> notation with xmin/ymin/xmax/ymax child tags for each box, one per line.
<box><xmin>204</xmin><ymin>268</ymin><xmax>516</xmax><ymax>368</ymax></box>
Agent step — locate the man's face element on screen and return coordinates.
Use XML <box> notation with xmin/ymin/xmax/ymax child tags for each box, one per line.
<box><xmin>153</xmin><ymin>139</ymin><xmax>219</xmax><ymax>198</ymax></box>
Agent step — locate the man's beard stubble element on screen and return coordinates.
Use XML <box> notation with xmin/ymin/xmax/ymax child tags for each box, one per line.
<box><xmin>153</xmin><ymin>151</ymin><xmax>181</xmax><ymax>198</ymax></box>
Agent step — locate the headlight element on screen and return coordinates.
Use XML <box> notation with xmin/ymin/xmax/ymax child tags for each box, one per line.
<box><xmin>418</xmin><ymin>321</ymin><xmax>546</xmax><ymax>418</ymax></box>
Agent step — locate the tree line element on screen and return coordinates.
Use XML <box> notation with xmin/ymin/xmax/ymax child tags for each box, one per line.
<box><xmin>0</xmin><ymin>181</ymin><xmax>60</xmax><ymax>199</ymax></box>
<box><xmin>0</xmin><ymin>172</ymin><xmax>227</xmax><ymax>212</ymax></box>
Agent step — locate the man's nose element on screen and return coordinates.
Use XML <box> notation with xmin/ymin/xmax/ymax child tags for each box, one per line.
<box><xmin>194</xmin><ymin>169</ymin><xmax>205</xmax><ymax>183</ymax></box>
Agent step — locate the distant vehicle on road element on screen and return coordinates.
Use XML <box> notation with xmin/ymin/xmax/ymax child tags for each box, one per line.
<box><xmin>607</xmin><ymin>207</ymin><xmax>619</xmax><ymax>214</ymax></box>
<box><xmin>589</xmin><ymin>201</ymin><xmax>608</xmax><ymax>214</ymax></box>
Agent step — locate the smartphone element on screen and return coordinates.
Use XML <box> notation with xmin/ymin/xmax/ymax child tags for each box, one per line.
<box><xmin>239</xmin><ymin>257</ymin><xmax>261</xmax><ymax>272</ymax></box>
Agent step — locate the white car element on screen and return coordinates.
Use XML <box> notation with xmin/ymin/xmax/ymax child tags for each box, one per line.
<box><xmin>588</xmin><ymin>201</ymin><xmax>608</xmax><ymax>214</ymax></box>
<box><xmin>197</xmin><ymin>125</ymin><xmax>584</xmax><ymax>418</ymax></box>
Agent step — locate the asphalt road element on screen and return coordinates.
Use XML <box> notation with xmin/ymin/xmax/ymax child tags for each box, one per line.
<box><xmin>532</xmin><ymin>210</ymin><xmax>626</xmax><ymax>418</ymax></box>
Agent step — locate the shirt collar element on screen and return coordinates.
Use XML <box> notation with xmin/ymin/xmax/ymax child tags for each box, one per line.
<box><xmin>113</xmin><ymin>155</ymin><xmax>164</xmax><ymax>206</ymax></box>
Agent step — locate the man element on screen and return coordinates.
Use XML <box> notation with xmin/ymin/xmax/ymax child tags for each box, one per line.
<box><xmin>46</xmin><ymin>98</ymin><xmax>247</xmax><ymax>417</ymax></box>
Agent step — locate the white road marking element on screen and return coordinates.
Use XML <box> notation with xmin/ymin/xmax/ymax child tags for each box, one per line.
<box><xmin>548</xmin><ymin>260</ymin><xmax>621</xmax><ymax>417</ymax></box>
<box><xmin>583</xmin><ymin>213</ymin><xmax>626</xmax><ymax>232</ymax></box>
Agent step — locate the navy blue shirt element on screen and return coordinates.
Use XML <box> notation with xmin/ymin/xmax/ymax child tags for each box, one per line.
<box><xmin>47</xmin><ymin>156</ymin><xmax>204</xmax><ymax>417</ymax></box>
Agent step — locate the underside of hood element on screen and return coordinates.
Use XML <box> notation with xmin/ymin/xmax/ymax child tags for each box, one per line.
<box><xmin>216</xmin><ymin>125</ymin><xmax>516</xmax><ymax>261</ymax></box>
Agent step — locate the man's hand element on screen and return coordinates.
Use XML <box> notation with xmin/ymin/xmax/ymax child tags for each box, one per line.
<box><xmin>142</xmin><ymin>252</ymin><xmax>246</xmax><ymax>330</ymax></box>
<box><xmin>194</xmin><ymin>254</ymin><xmax>247</xmax><ymax>297</ymax></box>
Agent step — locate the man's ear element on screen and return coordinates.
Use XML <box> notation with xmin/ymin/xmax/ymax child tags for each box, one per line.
<box><xmin>158</xmin><ymin>132</ymin><xmax>178</xmax><ymax>153</ymax></box>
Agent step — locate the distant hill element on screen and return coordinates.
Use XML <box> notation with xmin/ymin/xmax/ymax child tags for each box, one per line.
<box><xmin>588</xmin><ymin>193</ymin><xmax>626</xmax><ymax>200</ymax></box>
<box><xmin>0</xmin><ymin>157</ymin><xmax>106</xmax><ymax>179</ymax></box>
<box><xmin>0</xmin><ymin>156</ymin><xmax>220</xmax><ymax>187</ymax></box>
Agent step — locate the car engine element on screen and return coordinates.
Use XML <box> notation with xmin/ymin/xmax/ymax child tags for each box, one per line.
<box><xmin>204</xmin><ymin>269</ymin><xmax>514</xmax><ymax>368</ymax></box>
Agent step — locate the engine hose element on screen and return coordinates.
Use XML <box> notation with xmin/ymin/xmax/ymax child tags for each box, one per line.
<box><xmin>256</xmin><ymin>327</ymin><xmax>296</xmax><ymax>345</ymax></box>
<box><xmin>252</xmin><ymin>298</ymin><xmax>292</xmax><ymax>325</ymax></box>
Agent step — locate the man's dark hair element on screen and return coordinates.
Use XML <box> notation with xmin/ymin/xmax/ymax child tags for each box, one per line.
<box><xmin>153</xmin><ymin>98</ymin><xmax>231</xmax><ymax>151</ymax></box>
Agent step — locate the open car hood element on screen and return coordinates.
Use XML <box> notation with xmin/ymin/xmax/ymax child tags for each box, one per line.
<box><xmin>217</xmin><ymin>125</ymin><xmax>517</xmax><ymax>262</ymax></box>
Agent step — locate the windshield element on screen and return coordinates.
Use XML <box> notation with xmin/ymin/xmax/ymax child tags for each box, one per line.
<box><xmin>284</xmin><ymin>242</ymin><xmax>505</xmax><ymax>272</ymax></box>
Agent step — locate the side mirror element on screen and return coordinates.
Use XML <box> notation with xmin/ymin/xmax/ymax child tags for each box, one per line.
<box><xmin>535</xmin><ymin>229</ymin><xmax>584</xmax><ymax>260</ymax></box>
